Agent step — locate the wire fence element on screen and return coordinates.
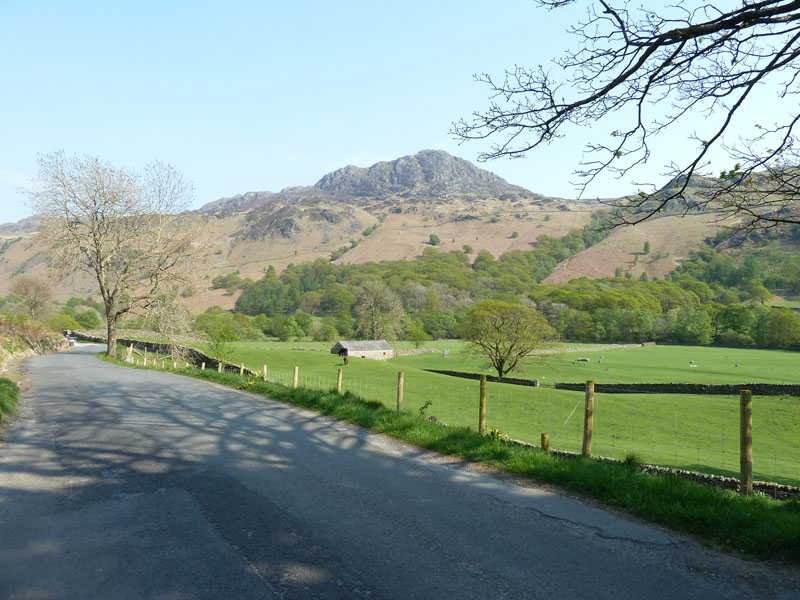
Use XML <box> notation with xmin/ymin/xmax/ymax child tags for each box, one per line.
<box><xmin>134</xmin><ymin>348</ymin><xmax>799</xmax><ymax>489</ymax></box>
<box><xmin>253</xmin><ymin>365</ymin><xmax>800</xmax><ymax>488</ymax></box>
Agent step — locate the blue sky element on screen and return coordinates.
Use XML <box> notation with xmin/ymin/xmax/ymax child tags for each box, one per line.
<box><xmin>0</xmin><ymin>1</ymin><xmax>784</xmax><ymax>224</ymax></box>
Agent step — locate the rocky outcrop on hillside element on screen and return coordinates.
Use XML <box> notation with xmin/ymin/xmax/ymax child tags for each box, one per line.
<box><xmin>201</xmin><ymin>150</ymin><xmax>548</xmax><ymax>216</ymax></box>
<box><xmin>649</xmin><ymin>174</ymin><xmax>721</xmax><ymax>215</ymax></box>
<box><xmin>0</xmin><ymin>215</ymin><xmax>40</xmax><ymax>235</ymax></box>
<box><xmin>235</xmin><ymin>198</ymin><xmax>364</xmax><ymax>241</ymax></box>
<box><xmin>199</xmin><ymin>186</ymin><xmax>335</xmax><ymax>214</ymax></box>
<box><xmin>315</xmin><ymin>149</ymin><xmax>541</xmax><ymax>204</ymax></box>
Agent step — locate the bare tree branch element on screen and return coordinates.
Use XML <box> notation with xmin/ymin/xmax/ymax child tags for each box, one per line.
<box><xmin>453</xmin><ymin>1</ymin><xmax>800</xmax><ymax>231</ymax></box>
<box><xmin>29</xmin><ymin>151</ymin><xmax>207</xmax><ymax>357</ymax></box>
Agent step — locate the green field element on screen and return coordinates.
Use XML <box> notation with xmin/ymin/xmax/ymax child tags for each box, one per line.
<box><xmin>216</xmin><ymin>341</ymin><xmax>800</xmax><ymax>486</ymax></box>
<box><xmin>770</xmin><ymin>295</ymin><xmax>800</xmax><ymax>309</ymax></box>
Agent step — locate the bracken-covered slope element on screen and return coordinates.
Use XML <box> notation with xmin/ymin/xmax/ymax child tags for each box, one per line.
<box><xmin>0</xmin><ymin>149</ymin><xmax>733</xmax><ymax>310</ymax></box>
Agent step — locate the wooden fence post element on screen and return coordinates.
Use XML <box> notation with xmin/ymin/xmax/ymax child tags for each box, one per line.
<box><xmin>217</xmin><ymin>361</ymin><xmax>222</xmax><ymax>373</ymax></box>
<box><xmin>239</xmin><ymin>363</ymin><xmax>244</xmax><ymax>376</ymax></box>
<box><xmin>479</xmin><ymin>375</ymin><xmax>487</xmax><ymax>435</ymax></box>
<box><xmin>397</xmin><ymin>372</ymin><xmax>404</xmax><ymax>412</ymax></box>
<box><xmin>263</xmin><ymin>364</ymin><xmax>267</xmax><ymax>382</ymax></box>
<box><xmin>337</xmin><ymin>369</ymin><xmax>343</xmax><ymax>394</ymax></box>
<box><xmin>541</xmin><ymin>433</ymin><xmax>550</xmax><ymax>454</ymax></box>
<box><xmin>582</xmin><ymin>380</ymin><xmax>594</xmax><ymax>457</ymax></box>
<box><xmin>740</xmin><ymin>390</ymin><xmax>753</xmax><ymax>496</ymax></box>
<box><xmin>293</xmin><ymin>366</ymin><xmax>299</xmax><ymax>389</ymax></box>
<box><xmin>201</xmin><ymin>362</ymin><xmax>205</xmax><ymax>371</ymax></box>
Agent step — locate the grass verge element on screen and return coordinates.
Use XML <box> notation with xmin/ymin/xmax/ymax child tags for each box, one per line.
<box><xmin>99</xmin><ymin>354</ymin><xmax>800</xmax><ymax>563</ymax></box>
<box><xmin>0</xmin><ymin>377</ymin><xmax>20</xmax><ymax>422</ymax></box>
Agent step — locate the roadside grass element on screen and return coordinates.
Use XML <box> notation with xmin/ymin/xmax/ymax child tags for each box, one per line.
<box><xmin>0</xmin><ymin>377</ymin><xmax>20</xmax><ymax>421</ymax></box>
<box><xmin>100</xmin><ymin>353</ymin><xmax>800</xmax><ymax>562</ymax></box>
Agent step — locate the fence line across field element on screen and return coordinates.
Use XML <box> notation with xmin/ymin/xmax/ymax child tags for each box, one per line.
<box><xmin>143</xmin><ymin>353</ymin><xmax>796</xmax><ymax>492</ymax></box>
<box><xmin>252</xmin><ymin>364</ymin><xmax>798</xmax><ymax>491</ymax></box>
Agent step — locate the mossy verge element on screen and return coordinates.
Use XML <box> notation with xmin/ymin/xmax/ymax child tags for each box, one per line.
<box><xmin>0</xmin><ymin>378</ymin><xmax>20</xmax><ymax>421</ymax></box>
<box><xmin>99</xmin><ymin>354</ymin><xmax>800</xmax><ymax>563</ymax></box>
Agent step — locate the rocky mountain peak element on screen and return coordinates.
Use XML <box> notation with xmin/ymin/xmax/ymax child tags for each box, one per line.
<box><xmin>200</xmin><ymin>149</ymin><xmax>542</xmax><ymax>214</ymax></box>
<box><xmin>314</xmin><ymin>149</ymin><xmax>532</xmax><ymax>200</ymax></box>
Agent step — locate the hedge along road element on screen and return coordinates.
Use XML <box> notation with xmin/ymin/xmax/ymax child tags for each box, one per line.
<box><xmin>1</xmin><ymin>346</ymin><xmax>798</xmax><ymax>600</ymax></box>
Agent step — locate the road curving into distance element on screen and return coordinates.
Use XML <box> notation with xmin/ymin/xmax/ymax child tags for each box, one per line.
<box><xmin>0</xmin><ymin>344</ymin><xmax>798</xmax><ymax>599</ymax></box>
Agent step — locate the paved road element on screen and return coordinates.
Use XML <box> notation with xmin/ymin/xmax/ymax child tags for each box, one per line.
<box><xmin>1</xmin><ymin>345</ymin><xmax>798</xmax><ymax>599</ymax></box>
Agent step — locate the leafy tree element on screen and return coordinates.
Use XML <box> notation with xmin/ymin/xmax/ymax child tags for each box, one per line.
<box><xmin>462</xmin><ymin>244</ymin><xmax>473</xmax><ymax>254</ymax></box>
<box><xmin>420</xmin><ymin>310</ymin><xmax>457</xmax><ymax>339</ymax></box>
<box><xmin>404</xmin><ymin>319</ymin><xmax>431</xmax><ymax>348</ymax></box>
<box><xmin>47</xmin><ymin>314</ymin><xmax>80</xmax><ymax>331</ymax></box>
<box><xmin>312</xmin><ymin>322</ymin><xmax>339</xmax><ymax>342</ymax></box>
<box><xmin>643</xmin><ymin>241</ymin><xmax>650</xmax><ymax>255</ymax></box>
<box><xmin>30</xmin><ymin>152</ymin><xmax>202</xmax><ymax>357</ymax></box>
<box><xmin>204</xmin><ymin>322</ymin><xmax>238</xmax><ymax>363</ymax></box>
<box><xmin>74</xmin><ymin>310</ymin><xmax>102</xmax><ymax>329</ymax></box>
<box><xmin>765</xmin><ymin>308</ymin><xmax>800</xmax><ymax>348</ymax></box>
<box><xmin>9</xmin><ymin>276</ymin><xmax>52</xmax><ymax>319</ymax></box>
<box><xmin>428</xmin><ymin>234</ymin><xmax>441</xmax><ymax>246</ymax></box>
<box><xmin>298</xmin><ymin>291</ymin><xmax>323</xmax><ymax>314</ymax></box>
<box><xmin>355</xmin><ymin>280</ymin><xmax>404</xmax><ymax>340</ymax></box>
<box><xmin>719</xmin><ymin>303</ymin><xmax>756</xmax><ymax>337</ymax></box>
<box><xmin>277</xmin><ymin>317</ymin><xmax>304</xmax><ymax>342</ymax></box>
<box><xmin>235</xmin><ymin>270</ymin><xmax>299</xmax><ymax>316</ymax></box>
<box><xmin>293</xmin><ymin>312</ymin><xmax>314</xmax><ymax>336</ymax></box>
<box><xmin>744</xmin><ymin>281</ymin><xmax>772</xmax><ymax>305</ymax></box>
<box><xmin>211</xmin><ymin>272</ymin><xmax>242</xmax><ymax>290</ymax></box>
<box><xmin>455</xmin><ymin>1</ymin><xmax>800</xmax><ymax>232</ymax></box>
<box><xmin>556</xmin><ymin>308</ymin><xmax>596</xmax><ymax>341</ymax></box>
<box><xmin>334</xmin><ymin>310</ymin><xmax>355</xmax><ymax>338</ymax></box>
<box><xmin>459</xmin><ymin>300</ymin><xmax>555</xmax><ymax>378</ymax></box>
<box><xmin>323</xmin><ymin>285</ymin><xmax>357</xmax><ymax>314</ymax></box>
<box><xmin>673</xmin><ymin>307</ymin><xmax>714</xmax><ymax>345</ymax></box>
<box><xmin>253</xmin><ymin>314</ymin><xmax>269</xmax><ymax>333</ymax></box>
<box><xmin>718</xmin><ymin>330</ymin><xmax>755</xmax><ymax>347</ymax></box>
<box><xmin>144</xmin><ymin>293</ymin><xmax>194</xmax><ymax>355</ymax></box>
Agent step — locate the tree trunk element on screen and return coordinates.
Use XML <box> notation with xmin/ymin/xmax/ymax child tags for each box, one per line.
<box><xmin>496</xmin><ymin>359</ymin><xmax>505</xmax><ymax>379</ymax></box>
<box><xmin>106</xmin><ymin>316</ymin><xmax>118</xmax><ymax>358</ymax></box>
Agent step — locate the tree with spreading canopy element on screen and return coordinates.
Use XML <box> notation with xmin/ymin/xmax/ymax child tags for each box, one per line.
<box><xmin>9</xmin><ymin>275</ymin><xmax>52</xmax><ymax>319</ymax></box>
<box><xmin>29</xmin><ymin>151</ymin><xmax>204</xmax><ymax>357</ymax></box>
<box><xmin>355</xmin><ymin>280</ymin><xmax>404</xmax><ymax>340</ymax></box>
<box><xmin>454</xmin><ymin>1</ymin><xmax>800</xmax><ymax>233</ymax></box>
<box><xmin>460</xmin><ymin>300</ymin><xmax>555</xmax><ymax>378</ymax></box>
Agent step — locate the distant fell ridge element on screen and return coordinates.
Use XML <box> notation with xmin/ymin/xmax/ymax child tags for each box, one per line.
<box><xmin>200</xmin><ymin>149</ymin><xmax>543</xmax><ymax>213</ymax></box>
<box><xmin>0</xmin><ymin>215</ymin><xmax>40</xmax><ymax>235</ymax></box>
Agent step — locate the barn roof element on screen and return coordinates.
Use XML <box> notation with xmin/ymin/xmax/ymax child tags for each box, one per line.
<box><xmin>330</xmin><ymin>340</ymin><xmax>393</xmax><ymax>353</ymax></box>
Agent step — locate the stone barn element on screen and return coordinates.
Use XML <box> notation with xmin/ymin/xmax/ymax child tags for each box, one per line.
<box><xmin>330</xmin><ymin>340</ymin><xmax>394</xmax><ymax>360</ymax></box>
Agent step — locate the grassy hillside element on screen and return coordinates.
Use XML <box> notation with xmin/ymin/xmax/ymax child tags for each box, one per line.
<box><xmin>545</xmin><ymin>213</ymin><xmax>740</xmax><ymax>283</ymax></box>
